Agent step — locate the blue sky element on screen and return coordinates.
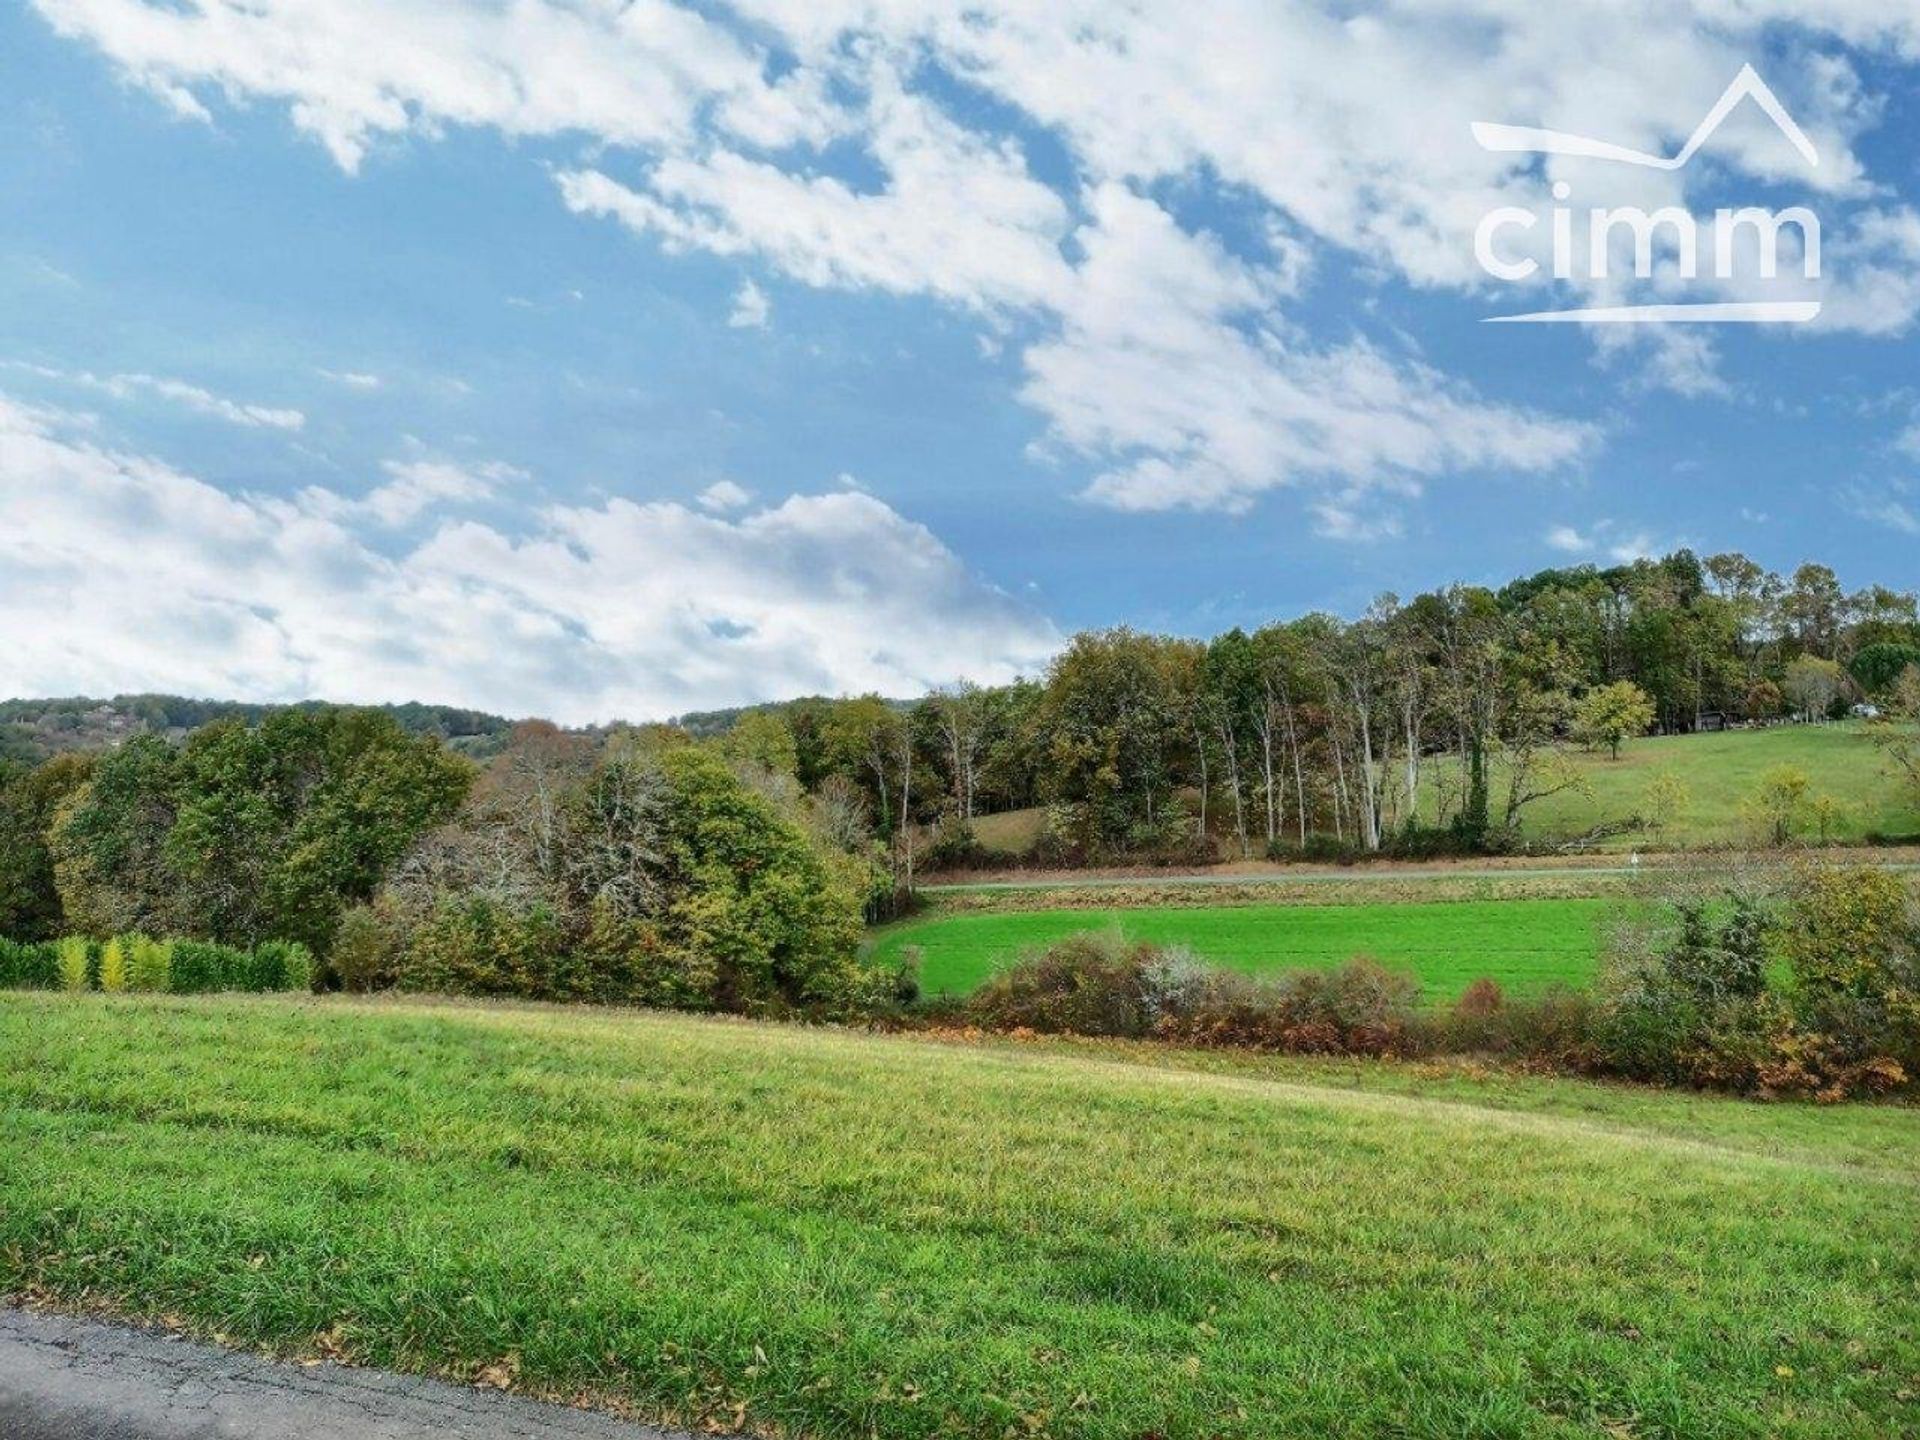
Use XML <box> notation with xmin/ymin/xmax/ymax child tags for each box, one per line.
<box><xmin>2</xmin><ymin>2</ymin><xmax>1918</xmax><ymax>722</ymax></box>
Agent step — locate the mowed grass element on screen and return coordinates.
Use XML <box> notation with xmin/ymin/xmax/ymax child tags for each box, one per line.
<box><xmin>3</xmin><ymin>994</ymin><xmax>1917</xmax><ymax>1439</ymax></box>
<box><xmin>870</xmin><ymin>898</ymin><xmax>1610</xmax><ymax>1001</ymax></box>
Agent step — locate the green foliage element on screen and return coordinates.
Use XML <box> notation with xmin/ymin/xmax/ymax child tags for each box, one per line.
<box><xmin>1571</xmin><ymin>680</ymin><xmax>1656</xmax><ymax>760</ymax></box>
<box><xmin>125</xmin><ymin>935</ymin><xmax>172</xmax><ymax>993</ymax></box>
<box><xmin>98</xmin><ymin>936</ymin><xmax>129</xmax><ymax>992</ymax></box>
<box><xmin>0</xmin><ymin>938</ymin><xmax>57</xmax><ymax>989</ymax></box>
<box><xmin>248</xmin><ymin>940</ymin><xmax>315</xmax><ymax>994</ymax></box>
<box><xmin>652</xmin><ymin>746</ymin><xmax>867</xmax><ymax>1012</ymax></box>
<box><xmin>396</xmin><ymin>897</ymin><xmax>570</xmax><ymax>1000</ymax></box>
<box><xmin>1596</xmin><ymin>864</ymin><xmax>1917</xmax><ymax>1097</ymax></box>
<box><xmin>1850</xmin><ymin>642</ymin><xmax>1920</xmax><ymax>696</ymax></box>
<box><xmin>50</xmin><ymin>710</ymin><xmax>471</xmax><ymax>954</ymax></box>
<box><xmin>325</xmin><ymin>902</ymin><xmax>403</xmax><ymax>993</ymax></box>
<box><xmin>1744</xmin><ymin>764</ymin><xmax>1811</xmax><ymax>846</ymax></box>
<box><xmin>167</xmin><ymin>941</ymin><xmax>251</xmax><ymax>994</ymax></box>
<box><xmin>55</xmin><ymin>937</ymin><xmax>90</xmax><ymax>992</ymax></box>
<box><xmin>0</xmin><ymin>754</ymin><xmax>92</xmax><ymax>940</ymax></box>
<box><xmin>385</xmin><ymin>737</ymin><xmax>877</xmax><ymax>1015</ymax></box>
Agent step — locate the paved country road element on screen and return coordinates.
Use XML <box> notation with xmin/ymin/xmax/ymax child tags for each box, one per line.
<box><xmin>1</xmin><ymin>1307</ymin><xmax>707</xmax><ymax>1440</ymax></box>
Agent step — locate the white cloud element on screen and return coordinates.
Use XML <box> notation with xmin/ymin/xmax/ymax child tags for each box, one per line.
<box><xmin>727</xmin><ymin>279</ymin><xmax>770</xmax><ymax>329</ymax></box>
<box><xmin>318</xmin><ymin>368</ymin><xmax>382</xmax><ymax>389</ymax></box>
<box><xmin>1844</xmin><ymin>479</ymin><xmax>1920</xmax><ymax>535</ymax></box>
<box><xmin>29</xmin><ymin>0</ymin><xmax>839</xmax><ymax>172</ymax></box>
<box><xmin>1542</xmin><ymin>519</ymin><xmax>1670</xmax><ymax>562</ymax></box>
<box><xmin>0</xmin><ymin>397</ymin><xmax>1059</xmax><ymax>721</ymax></box>
<box><xmin>697</xmin><ymin>479</ymin><xmax>752</xmax><ymax>512</ymax></box>
<box><xmin>7</xmin><ymin>361</ymin><xmax>304</xmax><ymax>430</ymax></box>
<box><xmin>362</xmin><ymin>457</ymin><xmax>521</xmax><ymax>527</ymax></box>
<box><xmin>30</xmin><ymin>0</ymin><xmax>1920</xmax><ymax>520</ymax></box>
<box><xmin>1896</xmin><ymin>422</ymin><xmax>1920</xmax><ymax>462</ymax></box>
<box><xmin>1546</xmin><ymin>524</ymin><xmax>1591</xmax><ymax>553</ymax></box>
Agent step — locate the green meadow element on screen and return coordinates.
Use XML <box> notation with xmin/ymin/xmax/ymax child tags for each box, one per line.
<box><xmin>4</xmin><ymin>993</ymin><xmax>1917</xmax><ymax>1440</ymax></box>
<box><xmin>870</xmin><ymin>897</ymin><xmax>1612</xmax><ymax>1001</ymax></box>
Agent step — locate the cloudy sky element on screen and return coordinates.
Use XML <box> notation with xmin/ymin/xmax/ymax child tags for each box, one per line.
<box><xmin>2</xmin><ymin>1</ymin><xmax>1918</xmax><ymax>723</ymax></box>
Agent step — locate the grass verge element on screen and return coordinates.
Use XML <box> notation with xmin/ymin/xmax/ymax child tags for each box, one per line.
<box><xmin>5</xmin><ymin>993</ymin><xmax>1917</xmax><ymax>1438</ymax></box>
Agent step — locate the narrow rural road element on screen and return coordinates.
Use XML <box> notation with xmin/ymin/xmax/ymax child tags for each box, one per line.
<box><xmin>0</xmin><ymin>1306</ymin><xmax>707</xmax><ymax>1440</ymax></box>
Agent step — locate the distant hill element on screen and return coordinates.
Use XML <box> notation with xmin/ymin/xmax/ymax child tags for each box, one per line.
<box><xmin>0</xmin><ymin>694</ymin><xmax>518</xmax><ymax>764</ymax></box>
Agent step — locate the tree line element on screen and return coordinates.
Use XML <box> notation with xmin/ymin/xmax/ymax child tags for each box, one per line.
<box><xmin>739</xmin><ymin>550</ymin><xmax>1920</xmax><ymax>864</ymax></box>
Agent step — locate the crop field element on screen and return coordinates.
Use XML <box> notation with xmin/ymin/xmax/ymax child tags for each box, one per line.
<box><xmin>4</xmin><ymin>993</ymin><xmax>1916</xmax><ymax>1440</ymax></box>
<box><xmin>870</xmin><ymin>897</ymin><xmax>1612</xmax><ymax>1001</ymax></box>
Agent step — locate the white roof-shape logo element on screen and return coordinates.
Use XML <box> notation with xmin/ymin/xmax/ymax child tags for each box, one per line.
<box><xmin>1473</xmin><ymin>64</ymin><xmax>1818</xmax><ymax>171</ymax></box>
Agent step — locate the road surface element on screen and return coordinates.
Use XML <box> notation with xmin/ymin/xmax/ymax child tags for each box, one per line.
<box><xmin>0</xmin><ymin>1306</ymin><xmax>706</xmax><ymax>1440</ymax></box>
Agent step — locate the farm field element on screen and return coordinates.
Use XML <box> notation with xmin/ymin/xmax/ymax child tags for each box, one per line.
<box><xmin>870</xmin><ymin>897</ymin><xmax>1612</xmax><ymax>1000</ymax></box>
<box><xmin>5</xmin><ymin>993</ymin><xmax>1918</xmax><ymax>1440</ymax></box>
<box><xmin>957</xmin><ymin>723</ymin><xmax>1920</xmax><ymax>862</ymax></box>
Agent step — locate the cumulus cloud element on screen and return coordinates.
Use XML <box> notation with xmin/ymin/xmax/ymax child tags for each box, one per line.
<box><xmin>0</xmin><ymin>397</ymin><xmax>1058</xmax><ymax>721</ymax></box>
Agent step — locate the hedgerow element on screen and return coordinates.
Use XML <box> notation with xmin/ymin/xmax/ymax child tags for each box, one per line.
<box><xmin>0</xmin><ymin>933</ymin><xmax>312</xmax><ymax>996</ymax></box>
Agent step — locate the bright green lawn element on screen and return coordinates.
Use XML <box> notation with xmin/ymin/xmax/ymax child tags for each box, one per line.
<box><xmin>871</xmin><ymin>897</ymin><xmax>1610</xmax><ymax>1000</ymax></box>
<box><xmin>3</xmin><ymin>994</ymin><xmax>1916</xmax><ymax>1439</ymax></box>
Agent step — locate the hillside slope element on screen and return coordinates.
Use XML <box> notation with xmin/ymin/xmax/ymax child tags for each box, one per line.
<box><xmin>4</xmin><ymin>994</ymin><xmax>1916</xmax><ymax>1439</ymax></box>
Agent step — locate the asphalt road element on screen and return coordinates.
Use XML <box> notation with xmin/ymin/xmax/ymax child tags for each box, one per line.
<box><xmin>0</xmin><ymin>1306</ymin><xmax>706</xmax><ymax>1440</ymax></box>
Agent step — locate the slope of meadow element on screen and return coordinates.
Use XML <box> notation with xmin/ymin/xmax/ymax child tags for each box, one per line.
<box><xmin>5</xmin><ymin>993</ymin><xmax>1916</xmax><ymax>1439</ymax></box>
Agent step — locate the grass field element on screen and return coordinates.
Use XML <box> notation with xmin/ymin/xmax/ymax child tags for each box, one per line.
<box><xmin>1451</xmin><ymin>723</ymin><xmax>1920</xmax><ymax>851</ymax></box>
<box><xmin>870</xmin><ymin>897</ymin><xmax>1611</xmax><ymax>1000</ymax></box>
<box><xmin>958</xmin><ymin>724</ymin><xmax>1920</xmax><ymax>861</ymax></box>
<box><xmin>4</xmin><ymin>994</ymin><xmax>1917</xmax><ymax>1439</ymax></box>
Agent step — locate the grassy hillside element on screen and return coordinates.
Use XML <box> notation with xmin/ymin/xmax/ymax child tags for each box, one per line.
<box><xmin>1455</xmin><ymin>722</ymin><xmax>1920</xmax><ymax>851</ymax></box>
<box><xmin>870</xmin><ymin>898</ymin><xmax>1609</xmax><ymax>1000</ymax></box>
<box><xmin>4</xmin><ymin>994</ymin><xmax>1916</xmax><ymax>1439</ymax></box>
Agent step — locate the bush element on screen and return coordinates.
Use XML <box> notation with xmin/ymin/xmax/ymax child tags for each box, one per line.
<box><xmin>966</xmin><ymin>938</ymin><xmax>1424</xmax><ymax>1057</ymax></box>
<box><xmin>1434</xmin><ymin>983</ymin><xmax>1597</xmax><ymax>1065</ymax></box>
<box><xmin>126</xmin><ymin>934</ymin><xmax>172</xmax><ymax>993</ymax></box>
<box><xmin>1151</xmin><ymin>957</ymin><xmax>1423</xmax><ymax>1055</ymax></box>
<box><xmin>56</xmin><ymin>936</ymin><xmax>91</xmax><ymax>992</ymax></box>
<box><xmin>967</xmin><ymin>932</ymin><xmax>1158</xmax><ymax>1037</ymax></box>
<box><xmin>0</xmin><ymin>937</ymin><xmax>58</xmax><ymax>989</ymax></box>
<box><xmin>396</xmin><ymin>896</ymin><xmax>570</xmax><ymax>1000</ymax></box>
<box><xmin>98</xmin><ymin>936</ymin><xmax>128</xmax><ymax>992</ymax></box>
<box><xmin>169</xmin><ymin>940</ymin><xmax>251</xmax><ymax>994</ymax></box>
<box><xmin>249</xmin><ymin>939</ymin><xmax>314</xmax><ymax>994</ymax></box>
<box><xmin>327</xmin><ymin>902</ymin><xmax>403</xmax><ymax>993</ymax></box>
<box><xmin>1591</xmin><ymin>863</ymin><xmax>1919</xmax><ymax>1098</ymax></box>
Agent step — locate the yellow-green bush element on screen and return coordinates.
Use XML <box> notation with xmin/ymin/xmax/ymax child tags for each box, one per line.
<box><xmin>126</xmin><ymin>935</ymin><xmax>172</xmax><ymax>992</ymax></box>
<box><xmin>98</xmin><ymin>936</ymin><xmax>128</xmax><ymax>992</ymax></box>
<box><xmin>55</xmin><ymin>936</ymin><xmax>90</xmax><ymax>992</ymax></box>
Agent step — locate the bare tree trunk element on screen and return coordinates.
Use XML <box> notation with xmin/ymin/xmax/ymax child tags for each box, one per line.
<box><xmin>1218</xmin><ymin>716</ymin><xmax>1248</xmax><ymax>859</ymax></box>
